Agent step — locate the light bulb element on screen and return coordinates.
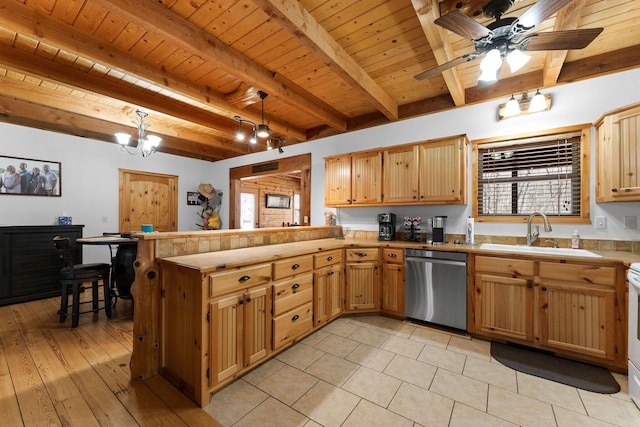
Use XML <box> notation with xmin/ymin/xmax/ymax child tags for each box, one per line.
<box><xmin>236</xmin><ymin>130</ymin><xmax>245</xmax><ymax>141</ymax></box>
<box><xmin>478</xmin><ymin>49</ymin><xmax>501</xmax><ymax>82</ymax></box>
<box><xmin>506</xmin><ymin>49</ymin><xmax>530</xmax><ymax>73</ymax></box>
<box><xmin>529</xmin><ymin>90</ymin><xmax>547</xmax><ymax>112</ymax></box>
<box><xmin>256</xmin><ymin>124</ymin><xmax>271</xmax><ymax>138</ymax></box>
<box><xmin>115</xmin><ymin>133</ymin><xmax>131</xmax><ymax>146</ymax></box>
<box><xmin>249</xmin><ymin>132</ymin><xmax>257</xmax><ymax>144</ymax></box>
<box><xmin>503</xmin><ymin>94</ymin><xmax>521</xmax><ymax>117</ymax></box>
<box><xmin>146</xmin><ymin>135</ymin><xmax>162</xmax><ymax>147</ymax></box>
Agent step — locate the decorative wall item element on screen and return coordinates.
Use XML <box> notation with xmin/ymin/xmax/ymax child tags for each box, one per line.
<box><xmin>0</xmin><ymin>155</ymin><xmax>61</xmax><ymax>196</ymax></box>
<box><xmin>265</xmin><ymin>193</ymin><xmax>291</xmax><ymax>209</ymax></box>
<box><xmin>196</xmin><ymin>183</ymin><xmax>222</xmax><ymax>229</ymax></box>
<box><xmin>186</xmin><ymin>191</ymin><xmax>200</xmax><ymax>205</ymax></box>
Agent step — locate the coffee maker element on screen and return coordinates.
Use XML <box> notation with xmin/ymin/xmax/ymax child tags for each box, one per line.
<box><xmin>432</xmin><ymin>216</ymin><xmax>447</xmax><ymax>244</ymax></box>
<box><xmin>377</xmin><ymin>213</ymin><xmax>396</xmax><ymax>241</ymax></box>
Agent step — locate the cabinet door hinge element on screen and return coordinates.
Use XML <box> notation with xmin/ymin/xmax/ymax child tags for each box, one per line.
<box><xmin>615</xmin><ymin>345</ymin><xmax>619</xmax><ymax>354</ymax></box>
<box><xmin>207</xmin><ymin>311</ymin><xmax>211</xmax><ymax>322</ymax></box>
<box><xmin>206</xmin><ymin>368</ymin><xmax>210</xmax><ymax>378</ymax></box>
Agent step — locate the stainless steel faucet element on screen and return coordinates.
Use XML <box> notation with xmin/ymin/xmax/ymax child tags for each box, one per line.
<box><xmin>526</xmin><ymin>212</ymin><xmax>552</xmax><ymax>246</ymax></box>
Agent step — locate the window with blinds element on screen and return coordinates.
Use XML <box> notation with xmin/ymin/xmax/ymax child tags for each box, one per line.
<box><xmin>477</xmin><ymin>132</ymin><xmax>582</xmax><ymax>217</ymax></box>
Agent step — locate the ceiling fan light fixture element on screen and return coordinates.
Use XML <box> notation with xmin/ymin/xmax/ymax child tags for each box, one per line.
<box><xmin>115</xmin><ymin>132</ymin><xmax>131</xmax><ymax>146</ymax></box>
<box><xmin>478</xmin><ymin>49</ymin><xmax>502</xmax><ymax>82</ymax></box>
<box><xmin>503</xmin><ymin>94</ymin><xmax>521</xmax><ymax>117</ymax></box>
<box><xmin>506</xmin><ymin>49</ymin><xmax>530</xmax><ymax>73</ymax></box>
<box><xmin>529</xmin><ymin>89</ymin><xmax>547</xmax><ymax>112</ymax></box>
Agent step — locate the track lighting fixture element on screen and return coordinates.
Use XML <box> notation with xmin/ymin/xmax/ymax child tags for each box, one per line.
<box><xmin>498</xmin><ymin>90</ymin><xmax>551</xmax><ymax>120</ymax></box>
<box><xmin>115</xmin><ymin>110</ymin><xmax>161</xmax><ymax>157</ymax></box>
<box><xmin>234</xmin><ymin>90</ymin><xmax>281</xmax><ymax>151</ymax></box>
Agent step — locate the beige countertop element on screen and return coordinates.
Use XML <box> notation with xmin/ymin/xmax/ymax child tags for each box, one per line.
<box><xmin>156</xmin><ymin>237</ymin><xmax>640</xmax><ymax>273</ymax></box>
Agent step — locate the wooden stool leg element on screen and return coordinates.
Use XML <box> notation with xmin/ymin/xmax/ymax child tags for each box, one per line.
<box><xmin>71</xmin><ymin>282</ymin><xmax>81</xmax><ymax>328</ymax></box>
<box><xmin>59</xmin><ymin>282</ymin><xmax>69</xmax><ymax>322</ymax></box>
<box><xmin>92</xmin><ymin>280</ymin><xmax>99</xmax><ymax>313</ymax></box>
<box><xmin>103</xmin><ymin>276</ymin><xmax>112</xmax><ymax>318</ymax></box>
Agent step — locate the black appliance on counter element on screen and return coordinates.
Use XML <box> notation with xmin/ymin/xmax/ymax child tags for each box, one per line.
<box><xmin>377</xmin><ymin>213</ymin><xmax>396</xmax><ymax>241</ymax></box>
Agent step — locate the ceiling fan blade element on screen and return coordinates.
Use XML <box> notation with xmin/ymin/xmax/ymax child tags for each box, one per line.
<box><xmin>523</xmin><ymin>28</ymin><xmax>603</xmax><ymax>51</ymax></box>
<box><xmin>435</xmin><ymin>10</ymin><xmax>491</xmax><ymax>40</ymax></box>
<box><xmin>517</xmin><ymin>0</ymin><xmax>573</xmax><ymax>29</ymax></box>
<box><xmin>414</xmin><ymin>55</ymin><xmax>477</xmax><ymax>80</ymax></box>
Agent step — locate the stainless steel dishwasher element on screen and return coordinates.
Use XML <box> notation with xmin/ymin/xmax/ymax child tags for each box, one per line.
<box><xmin>404</xmin><ymin>249</ymin><xmax>467</xmax><ymax>330</ymax></box>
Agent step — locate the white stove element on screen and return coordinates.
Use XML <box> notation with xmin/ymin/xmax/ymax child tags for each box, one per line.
<box><xmin>629</xmin><ymin>263</ymin><xmax>640</xmax><ymax>408</ymax></box>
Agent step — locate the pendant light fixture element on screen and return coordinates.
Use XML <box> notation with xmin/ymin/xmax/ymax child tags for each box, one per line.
<box><xmin>255</xmin><ymin>90</ymin><xmax>272</xmax><ymax>138</ymax></box>
<box><xmin>234</xmin><ymin>90</ymin><xmax>279</xmax><ymax>151</ymax></box>
<box><xmin>115</xmin><ymin>110</ymin><xmax>161</xmax><ymax>157</ymax></box>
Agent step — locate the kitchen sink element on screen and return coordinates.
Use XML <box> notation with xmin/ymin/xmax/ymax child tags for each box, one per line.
<box><xmin>479</xmin><ymin>243</ymin><xmax>602</xmax><ymax>258</ymax></box>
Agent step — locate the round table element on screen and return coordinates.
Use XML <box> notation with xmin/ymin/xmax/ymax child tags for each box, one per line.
<box><xmin>76</xmin><ymin>236</ymin><xmax>138</xmax><ymax>299</ymax></box>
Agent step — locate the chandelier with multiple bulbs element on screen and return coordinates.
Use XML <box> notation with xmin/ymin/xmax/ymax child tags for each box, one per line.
<box><xmin>114</xmin><ymin>110</ymin><xmax>161</xmax><ymax>157</ymax></box>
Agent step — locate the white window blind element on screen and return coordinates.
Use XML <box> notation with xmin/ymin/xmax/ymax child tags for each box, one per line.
<box><xmin>478</xmin><ymin>133</ymin><xmax>582</xmax><ymax>217</ymax></box>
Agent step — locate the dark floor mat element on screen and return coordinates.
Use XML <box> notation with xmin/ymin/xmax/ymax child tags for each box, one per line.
<box><xmin>491</xmin><ymin>342</ymin><xmax>620</xmax><ymax>394</ymax></box>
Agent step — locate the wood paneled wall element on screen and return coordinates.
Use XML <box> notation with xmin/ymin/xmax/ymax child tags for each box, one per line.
<box><xmin>241</xmin><ymin>175</ymin><xmax>301</xmax><ymax>228</ymax></box>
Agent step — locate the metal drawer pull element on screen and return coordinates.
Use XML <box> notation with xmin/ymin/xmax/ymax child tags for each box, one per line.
<box><xmin>291</xmin><ymin>263</ymin><xmax>300</xmax><ymax>269</ymax></box>
<box><xmin>238</xmin><ymin>275</ymin><xmax>251</xmax><ymax>282</ymax></box>
<box><xmin>291</xmin><ymin>314</ymin><xmax>299</xmax><ymax>321</ymax></box>
<box><xmin>388</xmin><ymin>253</ymin><xmax>397</xmax><ymax>258</ymax></box>
<box><xmin>292</xmin><ymin>283</ymin><xmax>300</xmax><ymax>289</ymax></box>
<box><xmin>246</xmin><ymin>297</ymin><xmax>252</xmax><ymax>303</ymax></box>
<box><xmin>327</xmin><ymin>256</ymin><xmax>333</xmax><ymax>261</ymax></box>
<box><xmin>358</xmin><ymin>253</ymin><xmax>367</xmax><ymax>257</ymax></box>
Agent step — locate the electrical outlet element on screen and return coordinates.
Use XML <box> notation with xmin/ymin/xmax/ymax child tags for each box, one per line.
<box><xmin>595</xmin><ymin>216</ymin><xmax>607</xmax><ymax>229</ymax></box>
<box><xmin>624</xmin><ymin>215</ymin><xmax>637</xmax><ymax>229</ymax></box>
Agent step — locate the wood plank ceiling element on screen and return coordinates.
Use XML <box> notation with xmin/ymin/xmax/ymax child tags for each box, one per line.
<box><xmin>0</xmin><ymin>0</ymin><xmax>638</xmax><ymax>161</ymax></box>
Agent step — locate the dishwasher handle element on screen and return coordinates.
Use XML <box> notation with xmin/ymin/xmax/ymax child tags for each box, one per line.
<box><xmin>406</xmin><ymin>256</ymin><xmax>467</xmax><ymax>267</ymax></box>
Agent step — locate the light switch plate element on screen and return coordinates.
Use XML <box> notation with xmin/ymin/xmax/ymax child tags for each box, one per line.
<box><xmin>624</xmin><ymin>215</ymin><xmax>637</xmax><ymax>229</ymax></box>
<box><xmin>595</xmin><ymin>216</ymin><xmax>607</xmax><ymax>229</ymax></box>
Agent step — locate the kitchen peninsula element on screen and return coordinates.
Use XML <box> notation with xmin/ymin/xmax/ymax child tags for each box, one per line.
<box><xmin>129</xmin><ymin>226</ymin><xmax>639</xmax><ymax>407</ymax></box>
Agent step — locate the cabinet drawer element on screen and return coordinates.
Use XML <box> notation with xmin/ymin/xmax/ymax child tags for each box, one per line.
<box><xmin>273</xmin><ymin>273</ymin><xmax>313</xmax><ymax>316</ymax></box>
<box><xmin>273</xmin><ymin>254</ymin><xmax>313</xmax><ymax>280</ymax></box>
<box><xmin>539</xmin><ymin>262</ymin><xmax>615</xmax><ymax>286</ymax></box>
<box><xmin>346</xmin><ymin>248</ymin><xmax>379</xmax><ymax>262</ymax></box>
<box><xmin>273</xmin><ymin>302</ymin><xmax>313</xmax><ymax>349</ymax></box>
<box><xmin>382</xmin><ymin>248</ymin><xmax>404</xmax><ymax>264</ymax></box>
<box><xmin>314</xmin><ymin>249</ymin><xmax>343</xmax><ymax>269</ymax></box>
<box><xmin>475</xmin><ymin>256</ymin><xmax>534</xmax><ymax>277</ymax></box>
<box><xmin>208</xmin><ymin>263</ymin><xmax>272</xmax><ymax>298</ymax></box>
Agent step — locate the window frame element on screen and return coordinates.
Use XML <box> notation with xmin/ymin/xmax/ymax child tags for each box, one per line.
<box><xmin>471</xmin><ymin>124</ymin><xmax>591</xmax><ymax>224</ymax></box>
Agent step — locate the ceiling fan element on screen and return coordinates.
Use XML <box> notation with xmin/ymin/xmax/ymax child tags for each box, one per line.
<box><xmin>414</xmin><ymin>0</ymin><xmax>603</xmax><ymax>83</ymax></box>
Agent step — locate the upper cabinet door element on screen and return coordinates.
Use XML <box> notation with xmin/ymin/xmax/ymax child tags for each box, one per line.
<box><xmin>418</xmin><ymin>136</ymin><xmax>467</xmax><ymax>204</ymax></box>
<box><xmin>597</xmin><ymin>103</ymin><xmax>640</xmax><ymax>202</ymax></box>
<box><xmin>383</xmin><ymin>145</ymin><xmax>419</xmax><ymax>204</ymax></box>
<box><xmin>351</xmin><ymin>151</ymin><xmax>382</xmax><ymax>205</ymax></box>
<box><xmin>324</xmin><ymin>155</ymin><xmax>352</xmax><ymax>205</ymax></box>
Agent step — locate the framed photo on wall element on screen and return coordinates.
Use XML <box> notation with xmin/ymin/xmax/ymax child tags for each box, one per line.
<box><xmin>265</xmin><ymin>193</ymin><xmax>291</xmax><ymax>209</ymax></box>
<box><xmin>0</xmin><ymin>155</ymin><xmax>61</xmax><ymax>196</ymax></box>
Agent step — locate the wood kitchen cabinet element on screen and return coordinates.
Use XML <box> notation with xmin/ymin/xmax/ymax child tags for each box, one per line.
<box><xmin>538</xmin><ymin>262</ymin><xmax>618</xmax><ymax>362</ymax></box>
<box><xmin>210</xmin><ymin>284</ymin><xmax>271</xmax><ymax>384</ymax></box>
<box><xmin>314</xmin><ymin>249</ymin><xmax>344</xmax><ymax>326</ymax></box>
<box><xmin>382</xmin><ymin>145</ymin><xmax>419</xmax><ymax>204</ymax></box>
<box><xmin>272</xmin><ymin>255</ymin><xmax>314</xmax><ymax>349</ymax></box>
<box><xmin>596</xmin><ymin>102</ymin><xmax>640</xmax><ymax>202</ymax></box>
<box><xmin>345</xmin><ymin>248</ymin><xmax>380</xmax><ymax>312</ymax></box>
<box><xmin>470</xmin><ymin>254</ymin><xmax>626</xmax><ymax>369</ymax></box>
<box><xmin>325</xmin><ymin>135</ymin><xmax>467</xmax><ymax>207</ymax></box>
<box><xmin>324</xmin><ymin>151</ymin><xmax>382</xmax><ymax>206</ymax></box>
<box><xmin>418</xmin><ymin>135</ymin><xmax>467</xmax><ymax>204</ymax></box>
<box><xmin>381</xmin><ymin>248</ymin><xmax>404</xmax><ymax>317</ymax></box>
<box><xmin>473</xmin><ymin>256</ymin><xmax>535</xmax><ymax>342</ymax></box>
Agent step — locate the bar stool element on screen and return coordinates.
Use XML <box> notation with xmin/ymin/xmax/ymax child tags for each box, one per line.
<box><xmin>53</xmin><ymin>236</ymin><xmax>112</xmax><ymax>328</ymax></box>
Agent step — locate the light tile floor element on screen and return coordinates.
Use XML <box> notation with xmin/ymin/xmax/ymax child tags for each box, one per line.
<box><xmin>204</xmin><ymin>316</ymin><xmax>640</xmax><ymax>427</ymax></box>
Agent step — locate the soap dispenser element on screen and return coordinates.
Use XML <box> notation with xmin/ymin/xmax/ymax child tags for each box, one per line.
<box><xmin>571</xmin><ymin>230</ymin><xmax>581</xmax><ymax>249</ymax></box>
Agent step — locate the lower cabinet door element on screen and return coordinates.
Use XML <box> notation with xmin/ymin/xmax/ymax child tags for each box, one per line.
<box><xmin>345</xmin><ymin>262</ymin><xmax>380</xmax><ymax>311</ymax></box>
<box><xmin>273</xmin><ymin>302</ymin><xmax>313</xmax><ymax>349</ymax></box>
<box><xmin>210</xmin><ymin>293</ymin><xmax>243</xmax><ymax>385</ymax></box>
<box><xmin>382</xmin><ymin>263</ymin><xmax>404</xmax><ymax>316</ymax></box>
<box><xmin>243</xmin><ymin>286</ymin><xmax>272</xmax><ymax>366</ymax></box>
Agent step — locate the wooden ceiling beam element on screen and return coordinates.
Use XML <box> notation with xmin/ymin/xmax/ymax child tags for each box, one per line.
<box><xmin>92</xmin><ymin>0</ymin><xmax>348</xmax><ymax>132</ymax></box>
<box><xmin>558</xmin><ymin>45</ymin><xmax>640</xmax><ymax>83</ymax></box>
<box><xmin>252</xmin><ymin>0</ymin><xmax>398</xmax><ymax>121</ymax></box>
<box><xmin>0</xmin><ymin>96</ymin><xmax>233</xmax><ymax>162</ymax></box>
<box><xmin>542</xmin><ymin>0</ymin><xmax>588</xmax><ymax>88</ymax></box>
<box><xmin>0</xmin><ymin>1</ymin><xmax>307</xmax><ymax>141</ymax></box>
<box><xmin>411</xmin><ymin>0</ymin><xmax>466</xmax><ymax>106</ymax></box>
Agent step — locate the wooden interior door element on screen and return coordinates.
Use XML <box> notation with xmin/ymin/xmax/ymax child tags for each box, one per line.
<box><xmin>119</xmin><ymin>169</ymin><xmax>178</xmax><ymax>232</ymax></box>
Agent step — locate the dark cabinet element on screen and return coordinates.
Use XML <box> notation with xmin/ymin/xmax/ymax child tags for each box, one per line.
<box><xmin>0</xmin><ymin>225</ymin><xmax>84</xmax><ymax>305</ymax></box>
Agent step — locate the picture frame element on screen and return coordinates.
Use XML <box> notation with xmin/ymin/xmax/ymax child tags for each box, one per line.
<box><xmin>0</xmin><ymin>155</ymin><xmax>61</xmax><ymax>197</ymax></box>
<box><xmin>265</xmin><ymin>193</ymin><xmax>291</xmax><ymax>209</ymax></box>
<box><xmin>187</xmin><ymin>191</ymin><xmax>201</xmax><ymax>205</ymax></box>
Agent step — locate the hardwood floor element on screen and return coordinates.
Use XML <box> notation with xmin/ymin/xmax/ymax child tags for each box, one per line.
<box><xmin>0</xmin><ymin>295</ymin><xmax>221</xmax><ymax>426</ymax></box>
